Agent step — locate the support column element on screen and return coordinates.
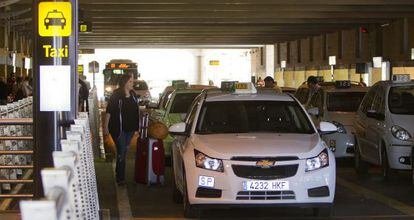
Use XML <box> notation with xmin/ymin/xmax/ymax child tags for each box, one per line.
<box><xmin>265</xmin><ymin>45</ymin><xmax>274</xmax><ymax>77</ymax></box>
<box><xmin>196</xmin><ymin>50</ymin><xmax>203</xmax><ymax>85</ymax></box>
<box><xmin>0</xmin><ymin>26</ymin><xmax>6</xmax><ymax>79</ymax></box>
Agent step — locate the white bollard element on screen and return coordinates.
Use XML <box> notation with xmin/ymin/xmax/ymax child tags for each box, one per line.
<box><xmin>41</xmin><ymin>168</ymin><xmax>74</xmax><ymax>220</ymax></box>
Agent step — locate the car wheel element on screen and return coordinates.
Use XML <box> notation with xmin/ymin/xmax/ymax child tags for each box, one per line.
<box><xmin>183</xmin><ymin>170</ymin><xmax>200</xmax><ymax>218</ymax></box>
<box><xmin>354</xmin><ymin>140</ymin><xmax>368</xmax><ymax>175</ymax></box>
<box><xmin>313</xmin><ymin>206</ymin><xmax>333</xmax><ymax>217</ymax></box>
<box><xmin>171</xmin><ymin>161</ymin><xmax>183</xmax><ymax>204</ymax></box>
<box><xmin>381</xmin><ymin>147</ymin><xmax>395</xmax><ymax>181</ymax></box>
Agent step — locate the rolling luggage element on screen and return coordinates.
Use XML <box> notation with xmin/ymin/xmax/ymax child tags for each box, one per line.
<box><xmin>134</xmin><ymin>112</ymin><xmax>165</xmax><ymax>185</ymax></box>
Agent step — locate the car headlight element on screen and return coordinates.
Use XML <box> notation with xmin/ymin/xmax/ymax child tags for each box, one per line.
<box><xmin>332</xmin><ymin>121</ymin><xmax>346</xmax><ymax>134</ymax></box>
<box><xmin>305</xmin><ymin>149</ymin><xmax>329</xmax><ymax>172</ymax></box>
<box><xmin>194</xmin><ymin>150</ymin><xmax>223</xmax><ymax>172</ymax></box>
<box><xmin>391</xmin><ymin>125</ymin><xmax>412</xmax><ymax>141</ymax></box>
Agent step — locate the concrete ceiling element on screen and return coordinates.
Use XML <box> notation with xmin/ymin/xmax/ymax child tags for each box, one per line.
<box><xmin>4</xmin><ymin>0</ymin><xmax>414</xmax><ymax>47</ymax></box>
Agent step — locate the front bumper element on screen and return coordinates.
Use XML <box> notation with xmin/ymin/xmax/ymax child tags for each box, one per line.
<box><xmin>322</xmin><ymin>130</ymin><xmax>355</xmax><ymax>158</ymax></box>
<box><xmin>387</xmin><ymin>143</ymin><xmax>413</xmax><ymax>170</ymax></box>
<box><xmin>185</xmin><ymin>157</ymin><xmax>336</xmax><ymax>206</ymax></box>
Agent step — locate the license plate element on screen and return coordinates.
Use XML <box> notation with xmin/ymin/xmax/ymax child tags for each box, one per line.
<box><xmin>198</xmin><ymin>176</ymin><xmax>214</xmax><ymax>188</ymax></box>
<box><xmin>243</xmin><ymin>180</ymin><xmax>289</xmax><ymax>191</ymax></box>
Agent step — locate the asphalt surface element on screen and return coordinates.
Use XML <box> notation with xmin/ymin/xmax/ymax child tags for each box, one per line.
<box><xmin>96</xmin><ymin>149</ymin><xmax>414</xmax><ymax>220</ymax></box>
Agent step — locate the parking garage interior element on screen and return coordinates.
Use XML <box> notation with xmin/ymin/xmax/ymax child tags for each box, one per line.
<box><xmin>2</xmin><ymin>0</ymin><xmax>414</xmax><ymax>219</ymax></box>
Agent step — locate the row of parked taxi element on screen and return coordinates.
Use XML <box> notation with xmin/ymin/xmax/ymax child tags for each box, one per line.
<box><xmin>145</xmin><ymin>75</ymin><xmax>414</xmax><ymax>218</ymax></box>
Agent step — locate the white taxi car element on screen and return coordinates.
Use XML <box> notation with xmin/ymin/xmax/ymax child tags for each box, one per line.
<box><xmin>295</xmin><ymin>81</ymin><xmax>368</xmax><ymax>158</ymax></box>
<box><xmin>169</xmin><ymin>83</ymin><xmax>337</xmax><ymax>218</ymax></box>
<box><xmin>354</xmin><ymin>75</ymin><xmax>414</xmax><ymax>179</ymax></box>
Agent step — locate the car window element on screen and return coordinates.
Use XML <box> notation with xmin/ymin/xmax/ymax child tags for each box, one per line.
<box><xmin>170</xmin><ymin>93</ymin><xmax>200</xmax><ymax>114</ymax></box>
<box><xmin>134</xmin><ymin>81</ymin><xmax>148</xmax><ymax>90</ymax></box>
<box><xmin>327</xmin><ymin>92</ymin><xmax>366</xmax><ymax>112</ymax></box>
<box><xmin>294</xmin><ymin>88</ymin><xmax>310</xmax><ymax>104</ymax></box>
<box><xmin>185</xmin><ymin>96</ymin><xmax>202</xmax><ymax>131</ymax></box>
<box><xmin>388</xmin><ymin>85</ymin><xmax>414</xmax><ymax>115</ymax></box>
<box><xmin>360</xmin><ymin>86</ymin><xmax>377</xmax><ymax>114</ymax></box>
<box><xmin>196</xmin><ymin>101</ymin><xmax>315</xmax><ymax>134</ymax></box>
<box><xmin>372</xmin><ymin>87</ymin><xmax>385</xmax><ymax>115</ymax></box>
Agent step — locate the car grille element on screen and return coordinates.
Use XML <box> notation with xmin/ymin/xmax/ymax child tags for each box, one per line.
<box><xmin>232</xmin><ymin>164</ymin><xmax>298</xmax><ymax>180</ymax></box>
<box><xmin>231</xmin><ymin>156</ymin><xmax>299</xmax><ymax>162</ymax></box>
<box><xmin>236</xmin><ymin>190</ymin><xmax>295</xmax><ymax>200</ymax></box>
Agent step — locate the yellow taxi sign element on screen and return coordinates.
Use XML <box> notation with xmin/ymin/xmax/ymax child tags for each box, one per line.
<box><xmin>78</xmin><ymin>65</ymin><xmax>84</xmax><ymax>74</ymax></box>
<box><xmin>235</xmin><ymin>82</ymin><xmax>257</xmax><ymax>94</ymax></box>
<box><xmin>209</xmin><ymin>60</ymin><xmax>220</xmax><ymax>66</ymax></box>
<box><xmin>38</xmin><ymin>2</ymin><xmax>72</xmax><ymax>37</ymax></box>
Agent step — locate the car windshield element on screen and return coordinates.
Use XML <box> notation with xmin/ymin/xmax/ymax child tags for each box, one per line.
<box><xmin>47</xmin><ymin>12</ymin><xmax>64</xmax><ymax>18</ymax></box>
<box><xmin>327</xmin><ymin>92</ymin><xmax>366</xmax><ymax>112</ymax></box>
<box><xmin>388</xmin><ymin>86</ymin><xmax>414</xmax><ymax>115</ymax></box>
<box><xmin>170</xmin><ymin>93</ymin><xmax>200</xmax><ymax>114</ymax></box>
<box><xmin>134</xmin><ymin>81</ymin><xmax>148</xmax><ymax>90</ymax></box>
<box><xmin>196</xmin><ymin>101</ymin><xmax>315</xmax><ymax>134</ymax></box>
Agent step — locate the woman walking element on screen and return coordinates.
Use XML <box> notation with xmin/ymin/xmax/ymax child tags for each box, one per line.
<box><xmin>104</xmin><ymin>74</ymin><xmax>140</xmax><ymax>185</ymax></box>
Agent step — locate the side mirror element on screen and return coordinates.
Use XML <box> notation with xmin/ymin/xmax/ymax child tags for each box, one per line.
<box><xmin>169</xmin><ymin>122</ymin><xmax>188</xmax><ymax>136</ymax></box>
<box><xmin>307</xmin><ymin>107</ymin><xmax>320</xmax><ymax>116</ymax></box>
<box><xmin>366</xmin><ymin>110</ymin><xmax>385</xmax><ymax>120</ymax></box>
<box><xmin>319</xmin><ymin>121</ymin><xmax>338</xmax><ymax>135</ymax></box>
<box><xmin>146</xmin><ymin>102</ymin><xmax>158</xmax><ymax>109</ymax></box>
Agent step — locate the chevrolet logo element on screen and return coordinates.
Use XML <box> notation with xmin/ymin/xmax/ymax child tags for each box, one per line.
<box><xmin>256</xmin><ymin>160</ymin><xmax>275</xmax><ymax>168</ymax></box>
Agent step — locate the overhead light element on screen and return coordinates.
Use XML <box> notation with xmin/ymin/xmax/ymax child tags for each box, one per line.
<box><xmin>381</xmin><ymin>23</ymin><xmax>390</xmax><ymax>27</ymax></box>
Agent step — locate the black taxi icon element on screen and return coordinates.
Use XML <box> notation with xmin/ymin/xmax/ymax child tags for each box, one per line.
<box><xmin>44</xmin><ymin>9</ymin><xmax>66</xmax><ymax>29</ymax></box>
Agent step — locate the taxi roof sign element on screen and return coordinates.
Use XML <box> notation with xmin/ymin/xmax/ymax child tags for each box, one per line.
<box><xmin>335</xmin><ymin>80</ymin><xmax>351</xmax><ymax>89</ymax></box>
<box><xmin>172</xmin><ymin>80</ymin><xmax>188</xmax><ymax>89</ymax></box>
<box><xmin>392</xmin><ymin>74</ymin><xmax>411</xmax><ymax>82</ymax></box>
<box><xmin>220</xmin><ymin>81</ymin><xmax>256</xmax><ymax>94</ymax></box>
<box><xmin>38</xmin><ymin>2</ymin><xmax>72</xmax><ymax>37</ymax></box>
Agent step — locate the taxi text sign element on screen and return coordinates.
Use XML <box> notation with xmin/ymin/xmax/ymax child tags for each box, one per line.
<box><xmin>38</xmin><ymin>2</ymin><xmax>72</xmax><ymax>37</ymax></box>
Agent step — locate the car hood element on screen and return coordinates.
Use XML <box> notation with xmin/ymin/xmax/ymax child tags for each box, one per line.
<box><xmin>191</xmin><ymin>133</ymin><xmax>322</xmax><ymax>160</ymax></box>
<box><xmin>325</xmin><ymin>111</ymin><xmax>356</xmax><ymax>126</ymax></box>
<box><xmin>389</xmin><ymin>114</ymin><xmax>414</xmax><ymax>135</ymax></box>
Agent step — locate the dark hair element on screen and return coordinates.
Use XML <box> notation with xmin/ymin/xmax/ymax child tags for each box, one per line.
<box><xmin>307</xmin><ymin>76</ymin><xmax>318</xmax><ymax>85</ymax></box>
<box><xmin>118</xmin><ymin>74</ymin><xmax>133</xmax><ymax>89</ymax></box>
<box><xmin>264</xmin><ymin>76</ymin><xmax>274</xmax><ymax>83</ymax></box>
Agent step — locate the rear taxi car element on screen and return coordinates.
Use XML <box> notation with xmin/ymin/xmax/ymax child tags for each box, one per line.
<box><xmin>152</xmin><ymin>85</ymin><xmax>216</xmax><ymax>159</ymax></box>
<box><xmin>295</xmin><ymin>80</ymin><xmax>368</xmax><ymax>158</ymax></box>
<box><xmin>354</xmin><ymin>75</ymin><xmax>414</xmax><ymax>179</ymax></box>
<box><xmin>169</xmin><ymin>83</ymin><xmax>337</xmax><ymax>218</ymax></box>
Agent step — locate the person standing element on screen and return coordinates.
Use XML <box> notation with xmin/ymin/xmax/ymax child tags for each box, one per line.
<box><xmin>306</xmin><ymin>76</ymin><xmax>325</xmax><ymax>117</ymax></box>
<box><xmin>263</xmin><ymin>76</ymin><xmax>282</xmax><ymax>93</ymax></box>
<box><xmin>104</xmin><ymin>74</ymin><xmax>140</xmax><ymax>185</ymax></box>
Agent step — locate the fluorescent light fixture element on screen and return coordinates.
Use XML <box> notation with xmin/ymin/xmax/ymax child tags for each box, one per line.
<box><xmin>411</xmin><ymin>48</ymin><xmax>414</xmax><ymax>60</ymax></box>
<box><xmin>24</xmin><ymin>58</ymin><xmax>31</xmax><ymax>70</ymax></box>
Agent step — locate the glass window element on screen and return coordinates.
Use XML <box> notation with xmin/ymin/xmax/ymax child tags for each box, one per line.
<box><xmin>388</xmin><ymin>86</ymin><xmax>414</xmax><ymax>115</ymax></box>
<box><xmin>327</xmin><ymin>92</ymin><xmax>367</xmax><ymax>112</ymax></box>
<box><xmin>360</xmin><ymin>86</ymin><xmax>377</xmax><ymax>114</ymax></box>
<box><xmin>372</xmin><ymin>87</ymin><xmax>385</xmax><ymax>114</ymax></box>
<box><xmin>170</xmin><ymin>93</ymin><xmax>200</xmax><ymax>114</ymax></box>
<box><xmin>196</xmin><ymin>101</ymin><xmax>315</xmax><ymax>134</ymax></box>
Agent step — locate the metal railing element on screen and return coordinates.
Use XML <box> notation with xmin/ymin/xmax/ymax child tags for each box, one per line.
<box><xmin>20</xmin><ymin>113</ymin><xmax>101</xmax><ymax>220</ymax></box>
<box><xmin>0</xmin><ymin>97</ymin><xmax>33</xmax><ymax>210</ymax></box>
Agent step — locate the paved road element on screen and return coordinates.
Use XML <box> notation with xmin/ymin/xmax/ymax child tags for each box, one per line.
<box><xmin>98</xmin><ymin>151</ymin><xmax>414</xmax><ymax>220</ymax></box>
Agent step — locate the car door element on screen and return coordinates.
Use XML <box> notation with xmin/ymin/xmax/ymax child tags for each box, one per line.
<box><xmin>354</xmin><ymin>86</ymin><xmax>376</xmax><ymax>161</ymax></box>
<box><xmin>364</xmin><ymin>86</ymin><xmax>386</xmax><ymax>165</ymax></box>
<box><xmin>172</xmin><ymin>96</ymin><xmax>200</xmax><ymax>192</ymax></box>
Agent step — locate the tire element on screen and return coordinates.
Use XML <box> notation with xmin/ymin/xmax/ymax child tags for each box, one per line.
<box><xmin>381</xmin><ymin>147</ymin><xmax>396</xmax><ymax>181</ymax></box>
<box><xmin>183</xmin><ymin>170</ymin><xmax>201</xmax><ymax>218</ymax></box>
<box><xmin>354</xmin><ymin>140</ymin><xmax>368</xmax><ymax>175</ymax></box>
<box><xmin>171</xmin><ymin>162</ymin><xmax>183</xmax><ymax>203</ymax></box>
<box><xmin>313</xmin><ymin>206</ymin><xmax>333</xmax><ymax>217</ymax></box>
